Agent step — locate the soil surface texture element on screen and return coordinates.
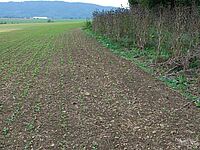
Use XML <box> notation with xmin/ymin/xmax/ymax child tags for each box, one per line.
<box><xmin>1</xmin><ymin>29</ymin><xmax>200</xmax><ymax>150</ymax></box>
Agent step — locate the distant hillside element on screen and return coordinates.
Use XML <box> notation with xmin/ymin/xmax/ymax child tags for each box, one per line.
<box><xmin>0</xmin><ymin>1</ymin><xmax>115</xmax><ymax>19</ymax></box>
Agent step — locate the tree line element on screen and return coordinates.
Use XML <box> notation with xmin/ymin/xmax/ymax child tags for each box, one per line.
<box><xmin>128</xmin><ymin>0</ymin><xmax>200</xmax><ymax>8</ymax></box>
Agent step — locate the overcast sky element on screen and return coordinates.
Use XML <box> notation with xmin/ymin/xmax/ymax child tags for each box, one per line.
<box><xmin>0</xmin><ymin>0</ymin><xmax>129</xmax><ymax>7</ymax></box>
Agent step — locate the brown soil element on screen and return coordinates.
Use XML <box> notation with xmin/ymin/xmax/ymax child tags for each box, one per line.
<box><xmin>0</xmin><ymin>29</ymin><xmax>200</xmax><ymax>150</ymax></box>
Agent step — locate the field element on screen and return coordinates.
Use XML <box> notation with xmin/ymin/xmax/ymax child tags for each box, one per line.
<box><xmin>0</xmin><ymin>21</ymin><xmax>85</xmax><ymax>149</ymax></box>
<box><xmin>0</xmin><ymin>18</ymin><xmax>85</xmax><ymax>24</ymax></box>
<box><xmin>0</xmin><ymin>21</ymin><xmax>200</xmax><ymax>149</ymax></box>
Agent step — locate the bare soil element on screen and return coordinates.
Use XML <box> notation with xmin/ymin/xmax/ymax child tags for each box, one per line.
<box><xmin>0</xmin><ymin>29</ymin><xmax>200</xmax><ymax>150</ymax></box>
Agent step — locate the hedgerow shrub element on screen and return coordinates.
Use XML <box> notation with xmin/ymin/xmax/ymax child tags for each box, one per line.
<box><xmin>92</xmin><ymin>5</ymin><xmax>200</xmax><ymax>70</ymax></box>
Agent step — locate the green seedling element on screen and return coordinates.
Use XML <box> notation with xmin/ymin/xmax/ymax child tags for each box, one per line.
<box><xmin>6</xmin><ymin>105</ymin><xmax>20</xmax><ymax>124</ymax></box>
<box><xmin>24</xmin><ymin>140</ymin><xmax>33</xmax><ymax>150</ymax></box>
<box><xmin>195</xmin><ymin>99</ymin><xmax>200</xmax><ymax>108</ymax></box>
<box><xmin>60</xmin><ymin>57</ymin><xmax>65</xmax><ymax>65</ymax></box>
<box><xmin>34</xmin><ymin>102</ymin><xmax>41</xmax><ymax>112</ymax></box>
<box><xmin>26</xmin><ymin>121</ymin><xmax>35</xmax><ymax>132</ymax></box>
<box><xmin>92</xmin><ymin>142</ymin><xmax>98</xmax><ymax>150</ymax></box>
<box><xmin>2</xmin><ymin>127</ymin><xmax>9</xmax><ymax>136</ymax></box>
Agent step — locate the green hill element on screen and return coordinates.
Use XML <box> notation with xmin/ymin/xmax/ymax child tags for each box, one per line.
<box><xmin>0</xmin><ymin>1</ymin><xmax>115</xmax><ymax>19</ymax></box>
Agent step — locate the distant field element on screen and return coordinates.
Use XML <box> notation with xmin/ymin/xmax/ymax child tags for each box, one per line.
<box><xmin>0</xmin><ymin>18</ymin><xmax>85</xmax><ymax>24</ymax></box>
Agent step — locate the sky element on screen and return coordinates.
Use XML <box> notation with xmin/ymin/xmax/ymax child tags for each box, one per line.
<box><xmin>0</xmin><ymin>0</ymin><xmax>129</xmax><ymax>7</ymax></box>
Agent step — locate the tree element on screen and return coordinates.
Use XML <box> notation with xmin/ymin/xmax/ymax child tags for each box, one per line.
<box><xmin>128</xmin><ymin>0</ymin><xmax>139</xmax><ymax>6</ymax></box>
<box><xmin>128</xmin><ymin>0</ymin><xmax>200</xmax><ymax>8</ymax></box>
<box><xmin>128</xmin><ymin>0</ymin><xmax>173</xmax><ymax>8</ymax></box>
